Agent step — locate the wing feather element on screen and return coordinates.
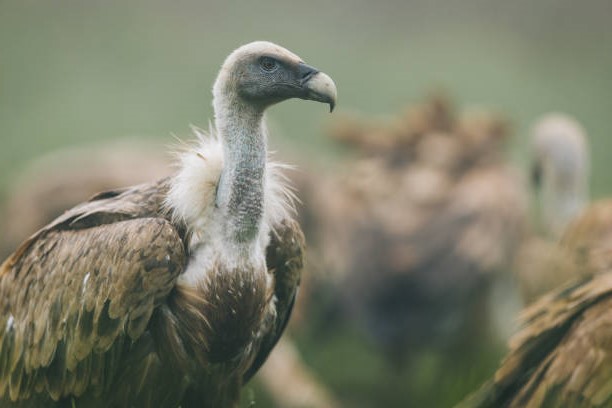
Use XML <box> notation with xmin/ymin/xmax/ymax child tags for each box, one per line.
<box><xmin>0</xmin><ymin>181</ymin><xmax>186</xmax><ymax>402</ymax></box>
<box><xmin>458</xmin><ymin>273</ymin><xmax>612</xmax><ymax>408</ymax></box>
<box><xmin>243</xmin><ymin>218</ymin><xmax>304</xmax><ymax>383</ymax></box>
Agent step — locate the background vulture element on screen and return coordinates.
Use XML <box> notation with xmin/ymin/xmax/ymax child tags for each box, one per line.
<box><xmin>457</xmin><ymin>114</ymin><xmax>612</xmax><ymax>408</ymax></box>
<box><xmin>294</xmin><ymin>97</ymin><xmax>527</xmax><ymax>401</ymax></box>
<box><xmin>514</xmin><ymin>114</ymin><xmax>592</xmax><ymax>304</ymax></box>
<box><xmin>458</xmin><ymin>214</ymin><xmax>612</xmax><ymax>408</ymax></box>
<box><xmin>0</xmin><ymin>140</ymin><xmax>172</xmax><ymax>261</ymax></box>
<box><xmin>0</xmin><ymin>41</ymin><xmax>337</xmax><ymax>407</ymax></box>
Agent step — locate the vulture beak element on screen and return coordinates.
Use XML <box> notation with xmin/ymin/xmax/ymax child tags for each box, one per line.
<box><xmin>531</xmin><ymin>160</ymin><xmax>542</xmax><ymax>190</ymax></box>
<box><xmin>298</xmin><ymin>62</ymin><xmax>337</xmax><ymax>112</ymax></box>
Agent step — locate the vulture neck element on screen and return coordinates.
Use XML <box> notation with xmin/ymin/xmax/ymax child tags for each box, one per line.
<box><xmin>214</xmin><ymin>94</ymin><xmax>267</xmax><ymax>246</ymax></box>
<box><xmin>539</xmin><ymin>156</ymin><xmax>589</xmax><ymax>238</ymax></box>
<box><xmin>542</xmin><ymin>175</ymin><xmax>588</xmax><ymax>239</ymax></box>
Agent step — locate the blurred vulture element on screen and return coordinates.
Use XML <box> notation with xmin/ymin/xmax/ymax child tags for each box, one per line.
<box><xmin>514</xmin><ymin>114</ymin><xmax>592</xmax><ymax>303</ymax></box>
<box><xmin>0</xmin><ymin>41</ymin><xmax>337</xmax><ymax>407</ymax></box>
<box><xmin>300</xmin><ymin>97</ymin><xmax>527</xmax><ymax>361</ymax></box>
<box><xmin>531</xmin><ymin>114</ymin><xmax>590</xmax><ymax>239</ymax></box>
<box><xmin>457</xmin><ymin>211</ymin><xmax>612</xmax><ymax>408</ymax></box>
<box><xmin>0</xmin><ymin>140</ymin><xmax>172</xmax><ymax>261</ymax></box>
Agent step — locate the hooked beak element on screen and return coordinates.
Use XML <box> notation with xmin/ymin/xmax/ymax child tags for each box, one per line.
<box><xmin>531</xmin><ymin>159</ymin><xmax>542</xmax><ymax>190</ymax></box>
<box><xmin>297</xmin><ymin>63</ymin><xmax>337</xmax><ymax>112</ymax></box>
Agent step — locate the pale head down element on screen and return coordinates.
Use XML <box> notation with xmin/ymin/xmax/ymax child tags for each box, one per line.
<box><xmin>532</xmin><ymin>113</ymin><xmax>590</xmax><ymax>237</ymax></box>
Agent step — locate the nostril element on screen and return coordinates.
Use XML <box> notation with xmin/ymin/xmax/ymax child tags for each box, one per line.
<box><xmin>298</xmin><ymin>63</ymin><xmax>319</xmax><ymax>84</ymax></box>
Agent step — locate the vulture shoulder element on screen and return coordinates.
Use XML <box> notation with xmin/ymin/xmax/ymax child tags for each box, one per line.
<box><xmin>0</xmin><ymin>179</ymin><xmax>187</xmax><ymax>402</ymax></box>
<box><xmin>560</xmin><ymin>198</ymin><xmax>612</xmax><ymax>273</ymax></box>
<box><xmin>515</xmin><ymin>199</ymin><xmax>612</xmax><ymax>303</ymax></box>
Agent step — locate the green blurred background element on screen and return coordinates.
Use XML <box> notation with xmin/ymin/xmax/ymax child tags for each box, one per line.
<box><xmin>1</xmin><ymin>0</ymin><xmax>611</xmax><ymax>406</ymax></box>
<box><xmin>2</xmin><ymin>0</ymin><xmax>612</xmax><ymax>195</ymax></box>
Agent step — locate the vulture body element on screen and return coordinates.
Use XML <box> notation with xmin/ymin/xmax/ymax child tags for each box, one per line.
<box><xmin>301</xmin><ymin>98</ymin><xmax>527</xmax><ymax>361</ymax></box>
<box><xmin>458</xmin><ymin>244</ymin><xmax>612</xmax><ymax>408</ymax></box>
<box><xmin>0</xmin><ymin>41</ymin><xmax>337</xmax><ymax>407</ymax></box>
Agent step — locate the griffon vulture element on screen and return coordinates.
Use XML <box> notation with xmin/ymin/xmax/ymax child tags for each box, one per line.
<box><xmin>300</xmin><ymin>98</ymin><xmax>526</xmax><ymax>363</ymax></box>
<box><xmin>457</xmin><ymin>115</ymin><xmax>612</xmax><ymax>408</ymax></box>
<box><xmin>514</xmin><ymin>114</ymin><xmax>592</xmax><ymax>303</ymax></box>
<box><xmin>0</xmin><ymin>41</ymin><xmax>337</xmax><ymax>408</ymax></box>
<box><xmin>457</xmin><ymin>223</ymin><xmax>612</xmax><ymax>408</ymax></box>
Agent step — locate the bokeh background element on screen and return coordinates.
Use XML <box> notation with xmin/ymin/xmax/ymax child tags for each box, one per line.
<box><xmin>1</xmin><ymin>0</ymin><xmax>611</xmax><ymax>407</ymax></box>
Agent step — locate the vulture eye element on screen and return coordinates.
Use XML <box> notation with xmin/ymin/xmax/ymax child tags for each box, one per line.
<box><xmin>260</xmin><ymin>57</ymin><xmax>279</xmax><ymax>73</ymax></box>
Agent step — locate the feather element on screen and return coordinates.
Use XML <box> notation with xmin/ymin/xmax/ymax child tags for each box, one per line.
<box><xmin>458</xmin><ymin>198</ymin><xmax>612</xmax><ymax>407</ymax></box>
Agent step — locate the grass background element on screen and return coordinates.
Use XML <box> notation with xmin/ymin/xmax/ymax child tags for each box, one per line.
<box><xmin>2</xmin><ymin>0</ymin><xmax>611</xmax><ymax>195</ymax></box>
<box><xmin>1</xmin><ymin>0</ymin><xmax>611</xmax><ymax>406</ymax></box>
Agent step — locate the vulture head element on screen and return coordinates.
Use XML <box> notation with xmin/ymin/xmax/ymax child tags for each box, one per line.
<box><xmin>213</xmin><ymin>41</ymin><xmax>337</xmax><ymax>113</ymax></box>
<box><xmin>531</xmin><ymin>113</ymin><xmax>590</xmax><ymax>238</ymax></box>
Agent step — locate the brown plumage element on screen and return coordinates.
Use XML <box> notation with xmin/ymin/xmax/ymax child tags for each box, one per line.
<box><xmin>300</xmin><ymin>97</ymin><xmax>527</xmax><ymax>361</ymax></box>
<box><xmin>457</xmin><ymin>218</ymin><xmax>612</xmax><ymax>407</ymax></box>
<box><xmin>0</xmin><ymin>41</ymin><xmax>337</xmax><ymax>407</ymax></box>
<box><xmin>0</xmin><ymin>146</ymin><xmax>339</xmax><ymax>408</ymax></box>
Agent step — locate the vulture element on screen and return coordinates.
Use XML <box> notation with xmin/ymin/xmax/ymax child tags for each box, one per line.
<box><xmin>531</xmin><ymin>113</ymin><xmax>589</xmax><ymax>239</ymax></box>
<box><xmin>300</xmin><ymin>97</ymin><xmax>527</xmax><ymax>363</ymax></box>
<box><xmin>0</xmin><ymin>142</ymin><xmax>340</xmax><ymax>408</ymax></box>
<box><xmin>0</xmin><ymin>41</ymin><xmax>337</xmax><ymax>408</ymax></box>
<box><xmin>0</xmin><ymin>140</ymin><xmax>172</xmax><ymax>261</ymax></box>
<box><xmin>457</xmin><ymin>218</ymin><xmax>612</xmax><ymax>408</ymax></box>
<box><xmin>457</xmin><ymin>115</ymin><xmax>612</xmax><ymax>408</ymax></box>
<box><xmin>515</xmin><ymin>113</ymin><xmax>592</xmax><ymax>303</ymax></box>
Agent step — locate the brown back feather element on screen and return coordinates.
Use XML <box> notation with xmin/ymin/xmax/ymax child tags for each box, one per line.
<box><xmin>0</xmin><ymin>179</ymin><xmax>186</xmax><ymax>404</ymax></box>
<box><xmin>459</xmin><ymin>198</ymin><xmax>612</xmax><ymax>407</ymax></box>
